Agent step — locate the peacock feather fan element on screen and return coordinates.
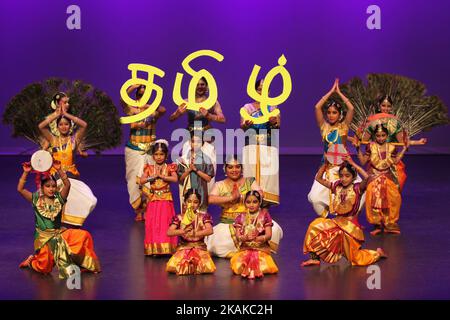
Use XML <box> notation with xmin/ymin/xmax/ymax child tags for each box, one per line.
<box><xmin>339</xmin><ymin>73</ymin><xmax>449</xmax><ymax>137</ymax></box>
<box><xmin>2</xmin><ymin>78</ymin><xmax>122</xmax><ymax>153</ymax></box>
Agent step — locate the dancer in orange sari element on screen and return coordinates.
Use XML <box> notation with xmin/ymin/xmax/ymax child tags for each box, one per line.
<box><xmin>166</xmin><ymin>189</ymin><xmax>216</xmax><ymax>275</ymax></box>
<box><xmin>18</xmin><ymin>161</ymin><xmax>100</xmax><ymax>279</ymax></box>
<box><xmin>302</xmin><ymin>157</ymin><xmax>386</xmax><ymax>267</ymax></box>
<box><xmin>38</xmin><ymin>93</ymin><xmax>97</xmax><ymax>226</ymax></box>
<box><xmin>351</xmin><ymin>95</ymin><xmax>427</xmax><ymax>191</ymax></box>
<box><xmin>357</xmin><ymin>124</ymin><xmax>408</xmax><ymax>235</ymax></box>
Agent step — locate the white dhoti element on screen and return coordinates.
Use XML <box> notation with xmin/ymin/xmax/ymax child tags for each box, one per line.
<box><xmin>205</xmin><ymin>220</ymin><xmax>283</xmax><ymax>258</ymax></box>
<box><xmin>125</xmin><ymin>147</ymin><xmax>149</xmax><ymax>211</ymax></box>
<box><xmin>308</xmin><ymin>165</ymin><xmax>365</xmax><ymax>217</ymax></box>
<box><xmin>243</xmin><ymin>144</ymin><xmax>279</xmax><ymax>205</ymax></box>
<box><xmin>59</xmin><ymin>178</ymin><xmax>97</xmax><ymax>226</ymax></box>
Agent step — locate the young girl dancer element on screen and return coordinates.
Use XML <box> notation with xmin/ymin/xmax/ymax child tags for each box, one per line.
<box><xmin>357</xmin><ymin>124</ymin><xmax>408</xmax><ymax>235</ymax></box>
<box><xmin>308</xmin><ymin>79</ymin><xmax>358</xmax><ymax>217</ymax></box>
<box><xmin>166</xmin><ymin>189</ymin><xmax>216</xmax><ymax>275</ymax></box>
<box><xmin>177</xmin><ymin>131</ymin><xmax>215</xmax><ymax>211</ymax></box>
<box><xmin>139</xmin><ymin>140</ymin><xmax>178</xmax><ymax>255</ymax></box>
<box><xmin>302</xmin><ymin>157</ymin><xmax>386</xmax><ymax>267</ymax></box>
<box><xmin>38</xmin><ymin>93</ymin><xmax>97</xmax><ymax>226</ymax></box>
<box><xmin>230</xmin><ymin>191</ymin><xmax>278</xmax><ymax>279</ymax></box>
<box><xmin>18</xmin><ymin>161</ymin><xmax>101</xmax><ymax>278</ymax></box>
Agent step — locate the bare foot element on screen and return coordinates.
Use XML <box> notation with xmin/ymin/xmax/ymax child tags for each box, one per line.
<box><xmin>377</xmin><ymin>248</ymin><xmax>388</xmax><ymax>258</ymax></box>
<box><xmin>385</xmin><ymin>229</ymin><xmax>401</xmax><ymax>235</ymax></box>
<box><xmin>19</xmin><ymin>255</ymin><xmax>34</xmax><ymax>268</ymax></box>
<box><xmin>301</xmin><ymin>259</ymin><xmax>321</xmax><ymax>267</ymax></box>
<box><xmin>135</xmin><ymin>213</ymin><xmax>144</xmax><ymax>222</ymax></box>
<box><xmin>370</xmin><ymin>228</ymin><xmax>382</xmax><ymax>236</ymax></box>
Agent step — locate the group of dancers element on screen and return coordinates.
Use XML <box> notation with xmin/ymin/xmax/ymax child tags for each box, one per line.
<box><xmin>122</xmin><ymin>78</ymin><xmax>282</xmax><ymax>278</ymax></box>
<box><xmin>15</xmin><ymin>75</ymin><xmax>439</xmax><ymax>280</ymax></box>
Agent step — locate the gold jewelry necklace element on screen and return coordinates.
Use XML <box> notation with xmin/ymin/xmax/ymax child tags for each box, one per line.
<box><xmin>37</xmin><ymin>196</ymin><xmax>62</xmax><ymax>221</ymax></box>
<box><xmin>244</xmin><ymin>210</ymin><xmax>259</xmax><ymax>235</ymax></box>
<box><xmin>58</xmin><ymin>136</ymin><xmax>71</xmax><ymax>159</ymax></box>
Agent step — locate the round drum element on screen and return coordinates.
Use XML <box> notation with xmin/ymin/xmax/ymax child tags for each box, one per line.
<box><xmin>325</xmin><ymin>143</ymin><xmax>348</xmax><ymax>166</ymax></box>
<box><xmin>30</xmin><ymin>150</ymin><xmax>53</xmax><ymax>172</ymax></box>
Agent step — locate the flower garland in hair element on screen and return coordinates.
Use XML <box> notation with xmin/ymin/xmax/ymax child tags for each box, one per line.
<box><xmin>153</xmin><ymin>139</ymin><xmax>169</xmax><ymax>147</ymax></box>
<box><xmin>33</xmin><ymin>170</ymin><xmax>62</xmax><ymax>221</ymax></box>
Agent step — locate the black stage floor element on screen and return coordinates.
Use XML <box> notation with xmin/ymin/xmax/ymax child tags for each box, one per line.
<box><xmin>1</xmin><ymin>155</ymin><xmax>449</xmax><ymax>299</ymax></box>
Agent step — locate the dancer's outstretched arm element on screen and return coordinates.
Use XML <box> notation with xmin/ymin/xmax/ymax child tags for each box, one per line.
<box><xmin>17</xmin><ymin>163</ymin><xmax>32</xmax><ymax>202</ymax></box>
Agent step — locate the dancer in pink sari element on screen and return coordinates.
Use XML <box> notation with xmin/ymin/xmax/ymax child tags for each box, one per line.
<box><xmin>139</xmin><ymin>140</ymin><xmax>178</xmax><ymax>255</ymax></box>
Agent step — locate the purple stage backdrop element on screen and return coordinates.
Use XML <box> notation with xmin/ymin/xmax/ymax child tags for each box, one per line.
<box><xmin>1</xmin><ymin>0</ymin><xmax>449</xmax><ymax>155</ymax></box>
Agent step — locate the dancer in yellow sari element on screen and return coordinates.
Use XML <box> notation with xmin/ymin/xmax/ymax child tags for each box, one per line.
<box><xmin>302</xmin><ymin>157</ymin><xmax>387</xmax><ymax>267</ymax></box>
<box><xmin>166</xmin><ymin>189</ymin><xmax>216</xmax><ymax>275</ymax></box>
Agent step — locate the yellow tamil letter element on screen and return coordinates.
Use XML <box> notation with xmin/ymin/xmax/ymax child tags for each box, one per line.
<box><xmin>120</xmin><ymin>63</ymin><xmax>165</xmax><ymax>124</ymax></box>
<box><xmin>173</xmin><ymin>50</ymin><xmax>224</xmax><ymax>112</ymax></box>
<box><xmin>241</xmin><ymin>54</ymin><xmax>292</xmax><ymax>125</ymax></box>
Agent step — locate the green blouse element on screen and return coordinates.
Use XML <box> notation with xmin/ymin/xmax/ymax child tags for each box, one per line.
<box><xmin>32</xmin><ymin>192</ymin><xmax>66</xmax><ymax>234</ymax></box>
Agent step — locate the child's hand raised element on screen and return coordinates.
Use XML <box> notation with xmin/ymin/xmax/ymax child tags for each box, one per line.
<box><xmin>22</xmin><ymin>162</ymin><xmax>32</xmax><ymax>173</ymax></box>
<box><xmin>343</xmin><ymin>154</ymin><xmax>355</xmax><ymax>165</ymax></box>
<box><xmin>52</xmin><ymin>160</ymin><xmax>62</xmax><ymax>171</ymax></box>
